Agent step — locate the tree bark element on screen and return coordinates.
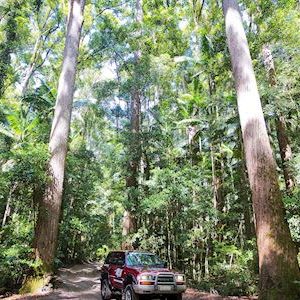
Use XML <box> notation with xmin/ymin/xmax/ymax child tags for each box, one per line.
<box><xmin>262</xmin><ymin>45</ymin><xmax>294</xmax><ymax>192</ymax></box>
<box><xmin>122</xmin><ymin>0</ymin><xmax>143</xmax><ymax>241</ymax></box>
<box><xmin>275</xmin><ymin>115</ymin><xmax>294</xmax><ymax>191</ymax></box>
<box><xmin>122</xmin><ymin>89</ymin><xmax>141</xmax><ymax>239</ymax></box>
<box><xmin>34</xmin><ymin>0</ymin><xmax>85</xmax><ymax>271</ymax></box>
<box><xmin>223</xmin><ymin>1</ymin><xmax>300</xmax><ymax>298</ymax></box>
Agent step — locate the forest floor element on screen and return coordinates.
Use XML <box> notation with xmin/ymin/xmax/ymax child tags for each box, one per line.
<box><xmin>6</xmin><ymin>263</ymin><xmax>257</xmax><ymax>300</ymax></box>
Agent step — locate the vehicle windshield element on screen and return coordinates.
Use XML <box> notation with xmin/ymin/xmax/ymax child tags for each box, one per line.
<box><xmin>127</xmin><ymin>252</ymin><xmax>165</xmax><ymax>267</ymax></box>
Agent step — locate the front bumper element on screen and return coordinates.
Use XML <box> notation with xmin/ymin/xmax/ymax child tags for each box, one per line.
<box><xmin>133</xmin><ymin>284</ymin><xmax>186</xmax><ymax>295</ymax></box>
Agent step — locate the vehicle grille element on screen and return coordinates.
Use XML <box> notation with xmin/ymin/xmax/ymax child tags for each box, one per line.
<box><xmin>157</xmin><ymin>274</ymin><xmax>175</xmax><ymax>285</ymax></box>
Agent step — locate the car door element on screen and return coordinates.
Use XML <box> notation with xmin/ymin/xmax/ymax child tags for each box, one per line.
<box><xmin>104</xmin><ymin>252</ymin><xmax>116</xmax><ymax>288</ymax></box>
<box><xmin>109</xmin><ymin>252</ymin><xmax>125</xmax><ymax>290</ymax></box>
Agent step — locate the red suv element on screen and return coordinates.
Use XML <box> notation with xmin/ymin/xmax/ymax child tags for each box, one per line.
<box><xmin>100</xmin><ymin>251</ymin><xmax>186</xmax><ymax>300</ymax></box>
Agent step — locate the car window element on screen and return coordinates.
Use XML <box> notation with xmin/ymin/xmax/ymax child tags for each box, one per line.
<box><xmin>126</xmin><ymin>253</ymin><xmax>164</xmax><ymax>267</ymax></box>
<box><xmin>109</xmin><ymin>252</ymin><xmax>125</xmax><ymax>266</ymax></box>
<box><xmin>104</xmin><ymin>253</ymin><xmax>112</xmax><ymax>264</ymax></box>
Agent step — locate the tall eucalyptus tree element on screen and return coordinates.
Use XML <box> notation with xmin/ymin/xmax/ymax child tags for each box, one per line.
<box><xmin>222</xmin><ymin>0</ymin><xmax>300</xmax><ymax>298</ymax></box>
<box><xmin>34</xmin><ymin>0</ymin><xmax>85</xmax><ymax>271</ymax></box>
<box><xmin>122</xmin><ymin>0</ymin><xmax>143</xmax><ymax>241</ymax></box>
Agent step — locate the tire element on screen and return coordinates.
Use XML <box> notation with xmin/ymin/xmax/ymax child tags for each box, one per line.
<box><xmin>123</xmin><ymin>285</ymin><xmax>142</xmax><ymax>300</ymax></box>
<box><xmin>167</xmin><ymin>294</ymin><xmax>183</xmax><ymax>300</ymax></box>
<box><xmin>101</xmin><ymin>279</ymin><xmax>112</xmax><ymax>300</ymax></box>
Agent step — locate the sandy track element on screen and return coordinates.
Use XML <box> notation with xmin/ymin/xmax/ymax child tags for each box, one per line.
<box><xmin>7</xmin><ymin>263</ymin><xmax>257</xmax><ymax>300</ymax></box>
<box><xmin>7</xmin><ymin>263</ymin><xmax>101</xmax><ymax>300</ymax></box>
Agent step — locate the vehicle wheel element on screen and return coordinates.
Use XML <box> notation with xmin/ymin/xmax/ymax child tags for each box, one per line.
<box><xmin>123</xmin><ymin>285</ymin><xmax>142</xmax><ymax>300</ymax></box>
<box><xmin>101</xmin><ymin>279</ymin><xmax>112</xmax><ymax>300</ymax></box>
<box><xmin>167</xmin><ymin>294</ymin><xmax>182</xmax><ymax>300</ymax></box>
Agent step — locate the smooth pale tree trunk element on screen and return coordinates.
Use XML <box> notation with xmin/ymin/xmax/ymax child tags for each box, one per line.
<box><xmin>262</xmin><ymin>45</ymin><xmax>295</xmax><ymax>192</ymax></box>
<box><xmin>122</xmin><ymin>0</ymin><xmax>143</xmax><ymax>243</ymax></box>
<box><xmin>34</xmin><ymin>0</ymin><xmax>85</xmax><ymax>271</ymax></box>
<box><xmin>1</xmin><ymin>183</ymin><xmax>17</xmax><ymax>227</ymax></box>
<box><xmin>223</xmin><ymin>1</ymin><xmax>300</xmax><ymax>298</ymax></box>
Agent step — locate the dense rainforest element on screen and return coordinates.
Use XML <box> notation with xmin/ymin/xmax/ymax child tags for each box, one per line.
<box><xmin>1</xmin><ymin>0</ymin><xmax>300</xmax><ymax>299</ymax></box>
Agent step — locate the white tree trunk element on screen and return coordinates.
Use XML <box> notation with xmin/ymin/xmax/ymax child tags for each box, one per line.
<box><xmin>34</xmin><ymin>0</ymin><xmax>85</xmax><ymax>271</ymax></box>
<box><xmin>1</xmin><ymin>183</ymin><xmax>17</xmax><ymax>227</ymax></box>
<box><xmin>223</xmin><ymin>0</ymin><xmax>300</xmax><ymax>298</ymax></box>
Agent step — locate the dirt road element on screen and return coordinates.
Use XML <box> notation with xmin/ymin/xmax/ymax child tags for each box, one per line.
<box><xmin>7</xmin><ymin>263</ymin><xmax>257</xmax><ymax>300</ymax></box>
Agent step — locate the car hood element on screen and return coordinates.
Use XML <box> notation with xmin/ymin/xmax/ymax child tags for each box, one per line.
<box><xmin>131</xmin><ymin>266</ymin><xmax>182</xmax><ymax>274</ymax></box>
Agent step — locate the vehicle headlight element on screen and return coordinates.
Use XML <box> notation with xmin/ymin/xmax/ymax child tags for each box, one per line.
<box><xmin>140</xmin><ymin>274</ymin><xmax>155</xmax><ymax>281</ymax></box>
<box><xmin>175</xmin><ymin>274</ymin><xmax>185</xmax><ymax>282</ymax></box>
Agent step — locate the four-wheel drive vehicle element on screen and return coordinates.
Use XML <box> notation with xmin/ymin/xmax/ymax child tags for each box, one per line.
<box><xmin>100</xmin><ymin>251</ymin><xmax>186</xmax><ymax>300</ymax></box>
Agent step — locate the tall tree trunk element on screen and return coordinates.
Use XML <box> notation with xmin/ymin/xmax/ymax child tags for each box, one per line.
<box><xmin>223</xmin><ymin>1</ymin><xmax>300</xmax><ymax>298</ymax></box>
<box><xmin>34</xmin><ymin>0</ymin><xmax>85</xmax><ymax>271</ymax></box>
<box><xmin>122</xmin><ymin>87</ymin><xmax>141</xmax><ymax>239</ymax></box>
<box><xmin>262</xmin><ymin>45</ymin><xmax>294</xmax><ymax>192</ymax></box>
<box><xmin>187</xmin><ymin>124</ymin><xmax>199</xmax><ymax>164</ymax></box>
<box><xmin>122</xmin><ymin>0</ymin><xmax>143</xmax><ymax>242</ymax></box>
<box><xmin>275</xmin><ymin>116</ymin><xmax>294</xmax><ymax>191</ymax></box>
<box><xmin>1</xmin><ymin>183</ymin><xmax>17</xmax><ymax>227</ymax></box>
